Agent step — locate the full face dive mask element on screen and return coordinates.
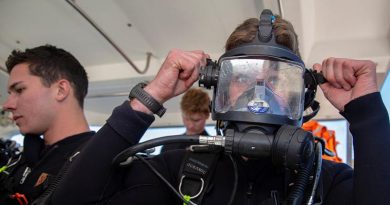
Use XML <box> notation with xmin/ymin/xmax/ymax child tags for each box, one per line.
<box><xmin>199</xmin><ymin>9</ymin><xmax>325</xmax><ymax>170</ymax></box>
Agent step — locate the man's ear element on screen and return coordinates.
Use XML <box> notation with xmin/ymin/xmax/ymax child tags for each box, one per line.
<box><xmin>55</xmin><ymin>79</ymin><xmax>71</xmax><ymax>102</ymax></box>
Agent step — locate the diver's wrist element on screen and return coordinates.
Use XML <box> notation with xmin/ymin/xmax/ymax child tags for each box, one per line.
<box><xmin>129</xmin><ymin>82</ymin><xmax>166</xmax><ymax>117</ymax></box>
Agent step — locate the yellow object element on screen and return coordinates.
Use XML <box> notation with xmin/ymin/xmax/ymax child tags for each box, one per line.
<box><xmin>183</xmin><ymin>195</ymin><xmax>191</xmax><ymax>205</ymax></box>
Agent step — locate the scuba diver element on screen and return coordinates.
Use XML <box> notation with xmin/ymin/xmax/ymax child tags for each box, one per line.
<box><xmin>50</xmin><ymin>9</ymin><xmax>390</xmax><ymax>205</ymax></box>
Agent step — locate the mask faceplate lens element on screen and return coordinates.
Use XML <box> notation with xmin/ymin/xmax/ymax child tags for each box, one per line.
<box><xmin>215</xmin><ymin>56</ymin><xmax>305</xmax><ymax>120</ymax></box>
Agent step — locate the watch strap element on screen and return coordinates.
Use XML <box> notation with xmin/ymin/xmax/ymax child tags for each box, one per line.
<box><xmin>129</xmin><ymin>83</ymin><xmax>166</xmax><ymax>117</ymax></box>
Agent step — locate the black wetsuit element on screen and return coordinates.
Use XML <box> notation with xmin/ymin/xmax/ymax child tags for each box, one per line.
<box><xmin>52</xmin><ymin>93</ymin><xmax>390</xmax><ymax>205</ymax></box>
<box><xmin>0</xmin><ymin>131</ymin><xmax>94</xmax><ymax>205</ymax></box>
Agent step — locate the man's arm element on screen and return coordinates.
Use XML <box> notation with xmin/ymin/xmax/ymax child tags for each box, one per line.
<box><xmin>314</xmin><ymin>58</ymin><xmax>390</xmax><ymax>204</ymax></box>
<box><xmin>51</xmin><ymin>49</ymin><xmax>208</xmax><ymax>204</ymax></box>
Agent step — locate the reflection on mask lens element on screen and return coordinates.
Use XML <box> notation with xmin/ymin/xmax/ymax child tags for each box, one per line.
<box><xmin>214</xmin><ymin>57</ymin><xmax>305</xmax><ymax>120</ymax></box>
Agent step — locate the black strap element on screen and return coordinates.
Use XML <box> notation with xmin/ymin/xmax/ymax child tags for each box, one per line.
<box><xmin>178</xmin><ymin>146</ymin><xmax>221</xmax><ymax>204</ymax></box>
<box><xmin>258</xmin><ymin>9</ymin><xmax>274</xmax><ymax>42</ymax></box>
<box><xmin>311</xmin><ymin>174</ymin><xmax>323</xmax><ymax>205</ymax></box>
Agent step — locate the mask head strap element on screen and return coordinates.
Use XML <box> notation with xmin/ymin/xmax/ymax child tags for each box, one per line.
<box><xmin>258</xmin><ymin>9</ymin><xmax>274</xmax><ymax>42</ymax></box>
<box><xmin>219</xmin><ymin>9</ymin><xmax>304</xmax><ymax>66</ymax></box>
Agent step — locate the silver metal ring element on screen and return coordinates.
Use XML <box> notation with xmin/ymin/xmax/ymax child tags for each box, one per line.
<box><xmin>178</xmin><ymin>175</ymin><xmax>205</xmax><ymax>200</ymax></box>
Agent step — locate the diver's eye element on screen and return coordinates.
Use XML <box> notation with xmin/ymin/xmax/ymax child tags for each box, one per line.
<box><xmin>267</xmin><ymin>76</ymin><xmax>278</xmax><ymax>86</ymax></box>
<box><xmin>232</xmin><ymin>75</ymin><xmax>250</xmax><ymax>84</ymax></box>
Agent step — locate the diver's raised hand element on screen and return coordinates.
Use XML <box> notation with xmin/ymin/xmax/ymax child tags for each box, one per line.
<box><xmin>313</xmin><ymin>58</ymin><xmax>378</xmax><ymax>111</ymax></box>
<box><xmin>131</xmin><ymin>49</ymin><xmax>209</xmax><ymax>114</ymax></box>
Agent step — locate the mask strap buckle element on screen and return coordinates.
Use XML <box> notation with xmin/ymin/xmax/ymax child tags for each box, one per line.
<box><xmin>259</xmin><ymin>9</ymin><xmax>274</xmax><ymax>42</ymax></box>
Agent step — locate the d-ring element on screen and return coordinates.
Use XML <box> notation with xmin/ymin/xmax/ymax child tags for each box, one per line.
<box><xmin>178</xmin><ymin>175</ymin><xmax>205</xmax><ymax>200</ymax></box>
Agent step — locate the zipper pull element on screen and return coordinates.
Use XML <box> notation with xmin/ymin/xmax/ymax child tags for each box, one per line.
<box><xmin>20</xmin><ymin>166</ymin><xmax>31</xmax><ymax>184</ymax></box>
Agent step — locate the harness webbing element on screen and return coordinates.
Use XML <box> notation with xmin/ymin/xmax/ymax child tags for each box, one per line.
<box><xmin>178</xmin><ymin>146</ymin><xmax>222</xmax><ymax>205</ymax></box>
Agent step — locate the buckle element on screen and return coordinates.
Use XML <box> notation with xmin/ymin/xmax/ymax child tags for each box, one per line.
<box><xmin>189</xmin><ymin>145</ymin><xmax>210</xmax><ymax>152</ymax></box>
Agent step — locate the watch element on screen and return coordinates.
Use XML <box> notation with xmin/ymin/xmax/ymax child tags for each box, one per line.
<box><xmin>129</xmin><ymin>82</ymin><xmax>166</xmax><ymax>117</ymax></box>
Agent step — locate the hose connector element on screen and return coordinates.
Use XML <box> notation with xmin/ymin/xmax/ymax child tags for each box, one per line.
<box><xmin>199</xmin><ymin>135</ymin><xmax>225</xmax><ymax>147</ymax></box>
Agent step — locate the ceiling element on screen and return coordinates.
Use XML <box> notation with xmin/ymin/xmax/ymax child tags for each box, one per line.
<box><xmin>0</xmin><ymin>0</ymin><xmax>389</xmax><ymax>136</ymax></box>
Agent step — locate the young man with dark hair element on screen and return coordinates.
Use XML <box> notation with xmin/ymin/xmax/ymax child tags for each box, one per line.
<box><xmin>0</xmin><ymin>45</ymin><xmax>94</xmax><ymax>204</ymax></box>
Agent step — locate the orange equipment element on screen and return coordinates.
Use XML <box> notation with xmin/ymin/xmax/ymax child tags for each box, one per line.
<box><xmin>302</xmin><ymin>120</ymin><xmax>343</xmax><ymax>163</ymax></box>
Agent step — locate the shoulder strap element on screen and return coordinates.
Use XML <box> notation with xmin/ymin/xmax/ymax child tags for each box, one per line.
<box><xmin>178</xmin><ymin>146</ymin><xmax>222</xmax><ymax>205</ymax></box>
<box><xmin>311</xmin><ymin>173</ymin><xmax>323</xmax><ymax>205</ymax></box>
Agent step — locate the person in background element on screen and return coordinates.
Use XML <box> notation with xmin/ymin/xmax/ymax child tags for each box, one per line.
<box><xmin>0</xmin><ymin>45</ymin><xmax>95</xmax><ymax>204</ymax></box>
<box><xmin>161</xmin><ymin>88</ymin><xmax>210</xmax><ymax>153</ymax></box>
